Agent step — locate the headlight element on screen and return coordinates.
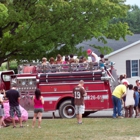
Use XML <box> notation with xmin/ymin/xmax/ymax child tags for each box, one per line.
<box><xmin>29</xmin><ymin>80</ymin><xmax>33</xmax><ymax>85</ymax></box>
<box><xmin>21</xmin><ymin>80</ymin><xmax>26</xmax><ymax>86</ymax></box>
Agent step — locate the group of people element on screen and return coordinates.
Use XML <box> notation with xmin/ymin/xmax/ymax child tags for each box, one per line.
<box><xmin>0</xmin><ymin>84</ymin><xmax>24</xmax><ymax>128</ymax></box>
<box><xmin>0</xmin><ymin>79</ymin><xmax>86</xmax><ymax>128</ymax></box>
<box><xmin>41</xmin><ymin>49</ymin><xmax>105</xmax><ymax>67</ymax></box>
<box><xmin>112</xmin><ymin>74</ymin><xmax>140</xmax><ymax>118</ymax></box>
<box><xmin>2</xmin><ymin>49</ymin><xmax>137</xmax><ymax>128</ymax></box>
<box><xmin>1</xmin><ymin>75</ymin><xmax>140</xmax><ymax>128</ymax></box>
<box><xmin>0</xmin><ymin>84</ymin><xmax>44</xmax><ymax>129</ymax></box>
<box><xmin>0</xmin><ymin>49</ymin><xmax>102</xmax><ymax>128</ymax></box>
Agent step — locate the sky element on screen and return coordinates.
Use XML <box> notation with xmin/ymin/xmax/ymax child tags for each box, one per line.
<box><xmin>125</xmin><ymin>0</ymin><xmax>140</xmax><ymax>7</ymax></box>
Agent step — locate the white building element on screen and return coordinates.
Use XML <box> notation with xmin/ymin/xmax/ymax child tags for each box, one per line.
<box><xmin>105</xmin><ymin>40</ymin><xmax>140</xmax><ymax>85</ymax></box>
<box><xmin>76</xmin><ymin>34</ymin><xmax>140</xmax><ymax>85</ymax></box>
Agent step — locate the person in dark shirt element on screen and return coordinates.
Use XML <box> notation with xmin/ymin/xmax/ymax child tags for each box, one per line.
<box><xmin>73</xmin><ymin>80</ymin><xmax>87</xmax><ymax>124</ymax></box>
<box><xmin>6</xmin><ymin>84</ymin><xmax>23</xmax><ymax>128</ymax></box>
<box><xmin>135</xmin><ymin>80</ymin><xmax>140</xmax><ymax>114</ymax></box>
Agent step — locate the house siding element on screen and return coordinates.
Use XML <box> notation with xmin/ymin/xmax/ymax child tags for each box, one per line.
<box><xmin>106</xmin><ymin>43</ymin><xmax>140</xmax><ymax>85</ymax></box>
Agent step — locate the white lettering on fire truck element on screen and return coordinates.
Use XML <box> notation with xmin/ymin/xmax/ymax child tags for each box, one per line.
<box><xmin>84</xmin><ymin>95</ymin><xmax>108</xmax><ymax>100</ymax></box>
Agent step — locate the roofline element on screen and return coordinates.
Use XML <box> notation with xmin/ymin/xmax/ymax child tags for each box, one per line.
<box><xmin>105</xmin><ymin>40</ymin><xmax>140</xmax><ymax>58</ymax></box>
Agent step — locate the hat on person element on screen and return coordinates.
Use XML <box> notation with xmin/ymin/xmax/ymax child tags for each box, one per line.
<box><xmin>87</xmin><ymin>49</ymin><xmax>92</xmax><ymax>55</ymax></box>
<box><xmin>122</xmin><ymin>79</ymin><xmax>129</xmax><ymax>85</ymax></box>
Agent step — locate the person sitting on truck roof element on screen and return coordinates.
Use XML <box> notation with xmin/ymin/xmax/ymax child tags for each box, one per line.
<box><xmin>62</xmin><ymin>55</ymin><xmax>69</xmax><ymax>65</ymax></box>
<box><xmin>55</xmin><ymin>54</ymin><xmax>63</xmax><ymax>64</ymax></box>
<box><xmin>73</xmin><ymin>80</ymin><xmax>87</xmax><ymax>124</ymax></box>
<box><xmin>99</xmin><ymin>54</ymin><xmax>105</xmax><ymax>70</ymax></box>
<box><xmin>42</xmin><ymin>57</ymin><xmax>49</xmax><ymax>65</ymax></box>
<box><xmin>112</xmin><ymin>80</ymin><xmax>129</xmax><ymax>119</ymax></box>
<box><xmin>49</xmin><ymin>57</ymin><xmax>55</xmax><ymax>64</ymax></box>
<box><xmin>69</xmin><ymin>54</ymin><xmax>74</xmax><ymax>62</ymax></box>
<box><xmin>62</xmin><ymin>56</ymin><xmax>70</xmax><ymax>71</ymax></box>
<box><xmin>69</xmin><ymin>58</ymin><xmax>75</xmax><ymax>63</ymax></box>
<box><xmin>83</xmin><ymin>57</ymin><xmax>88</xmax><ymax>63</ymax></box>
<box><xmin>79</xmin><ymin>56</ymin><xmax>84</xmax><ymax>63</ymax></box>
<box><xmin>69</xmin><ymin>54</ymin><xmax>74</xmax><ymax>59</ymax></box>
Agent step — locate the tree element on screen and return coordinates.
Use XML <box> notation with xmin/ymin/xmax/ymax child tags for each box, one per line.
<box><xmin>0</xmin><ymin>0</ymin><xmax>131</xmax><ymax>66</ymax></box>
<box><xmin>126</xmin><ymin>5</ymin><xmax>140</xmax><ymax>33</ymax></box>
<box><xmin>111</xmin><ymin>5</ymin><xmax>140</xmax><ymax>34</ymax></box>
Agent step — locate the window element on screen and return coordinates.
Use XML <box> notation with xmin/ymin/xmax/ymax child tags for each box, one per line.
<box><xmin>131</xmin><ymin>60</ymin><xmax>139</xmax><ymax>77</ymax></box>
<box><xmin>2</xmin><ymin>75</ymin><xmax>10</xmax><ymax>81</ymax></box>
<box><xmin>126</xmin><ymin>60</ymin><xmax>140</xmax><ymax>78</ymax></box>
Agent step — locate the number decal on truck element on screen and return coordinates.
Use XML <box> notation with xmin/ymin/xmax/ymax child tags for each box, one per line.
<box><xmin>85</xmin><ymin>95</ymin><xmax>108</xmax><ymax>100</ymax></box>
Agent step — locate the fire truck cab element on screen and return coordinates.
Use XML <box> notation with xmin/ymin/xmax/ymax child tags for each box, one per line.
<box><xmin>0</xmin><ymin>61</ymin><xmax>118</xmax><ymax>118</ymax></box>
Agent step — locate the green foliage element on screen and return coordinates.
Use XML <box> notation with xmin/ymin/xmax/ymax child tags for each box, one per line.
<box><xmin>0</xmin><ymin>0</ymin><xmax>132</xmax><ymax>66</ymax></box>
<box><xmin>0</xmin><ymin>3</ymin><xmax>8</xmax><ymax>26</ymax></box>
<box><xmin>111</xmin><ymin>5</ymin><xmax>140</xmax><ymax>34</ymax></box>
<box><xmin>92</xmin><ymin>45</ymin><xmax>113</xmax><ymax>55</ymax></box>
<box><xmin>8</xmin><ymin>60</ymin><xmax>18</xmax><ymax>73</ymax></box>
<box><xmin>0</xmin><ymin>63</ymin><xmax>7</xmax><ymax>71</ymax></box>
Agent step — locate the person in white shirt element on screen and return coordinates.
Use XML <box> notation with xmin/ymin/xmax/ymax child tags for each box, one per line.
<box><xmin>86</xmin><ymin>49</ymin><xmax>99</xmax><ymax>63</ymax></box>
<box><xmin>125</xmin><ymin>84</ymin><xmax>135</xmax><ymax>118</ymax></box>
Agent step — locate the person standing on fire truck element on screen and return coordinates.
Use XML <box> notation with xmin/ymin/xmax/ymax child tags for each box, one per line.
<box><xmin>6</xmin><ymin>83</ymin><xmax>23</xmax><ymax>128</ymax></box>
<box><xmin>86</xmin><ymin>49</ymin><xmax>99</xmax><ymax>63</ymax></box>
<box><xmin>73</xmin><ymin>80</ymin><xmax>87</xmax><ymax>124</ymax></box>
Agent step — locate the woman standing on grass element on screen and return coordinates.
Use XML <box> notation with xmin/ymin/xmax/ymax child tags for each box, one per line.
<box><xmin>125</xmin><ymin>84</ymin><xmax>135</xmax><ymax>118</ymax></box>
<box><xmin>32</xmin><ymin>89</ymin><xmax>44</xmax><ymax>128</ymax></box>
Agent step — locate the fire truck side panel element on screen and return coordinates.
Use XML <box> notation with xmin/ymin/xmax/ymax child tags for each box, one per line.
<box><xmin>39</xmin><ymin>93</ymin><xmax>73</xmax><ymax>111</ymax></box>
<box><xmin>104</xmin><ymin>81</ymin><xmax>113</xmax><ymax>109</ymax></box>
<box><xmin>39</xmin><ymin>80</ymin><xmax>113</xmax><ymax>112</ymax></box>
<box><xmin>0</xmin><ymin>63</ymin><xmax>116</xmax><ymax>118</ymax></box>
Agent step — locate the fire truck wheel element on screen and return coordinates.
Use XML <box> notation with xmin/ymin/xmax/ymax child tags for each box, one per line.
<box><xmin>59</xmin><ymin>100</ymin><xmax>76</xmax><ymax>118</ymax></box>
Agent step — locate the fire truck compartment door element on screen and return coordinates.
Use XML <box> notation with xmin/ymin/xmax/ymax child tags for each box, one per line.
<box><xmin>85</xmin><ymin>91</ymin><xmax>109</xmax><ymax>109</ymax></box>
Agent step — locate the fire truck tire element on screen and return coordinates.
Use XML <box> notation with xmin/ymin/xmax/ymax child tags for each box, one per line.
<box><xmin>59</xmin><ymin>100</ymin><xmax>76</xmax><ymax>119</ymax></box>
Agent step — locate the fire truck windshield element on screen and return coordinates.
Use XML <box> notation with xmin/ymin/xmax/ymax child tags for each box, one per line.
<box><xmin>2</xmin><ymin>75</ymin><xmax>10</xmax><ymax>81</ymax></box>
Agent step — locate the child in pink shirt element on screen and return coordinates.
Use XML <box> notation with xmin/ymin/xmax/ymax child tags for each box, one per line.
<box><xmin>32</xmin><ymin>89</ymin><xmax>44</xmax><ymax>128</ymax></box>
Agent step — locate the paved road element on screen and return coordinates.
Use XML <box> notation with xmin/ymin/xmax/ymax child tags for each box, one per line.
<box><xmin>28</xmin><ymin>109</ymin><xmax>113</xmax><ymax>119</ymax></box>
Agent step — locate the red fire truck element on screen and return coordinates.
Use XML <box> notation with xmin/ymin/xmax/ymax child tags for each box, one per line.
<box><xmin>0</xmin><ymin>62</ymin><xmax>118</xmax><ymax>118</ymax></box>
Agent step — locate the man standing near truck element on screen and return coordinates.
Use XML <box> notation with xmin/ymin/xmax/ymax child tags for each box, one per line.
<box><xmin>112</xmin><ymin>80</ymin><xmax>129</xmax><ymax>118</ymax></box>
<box><xmin>6</xmin><ymin>83</ymin><xmax>23</xmax><ymax>128</ymax></box>
<box><xmin>73</xmin><ymin>80</ymin><xmax>87</xmax><ymax>124</ymax></box>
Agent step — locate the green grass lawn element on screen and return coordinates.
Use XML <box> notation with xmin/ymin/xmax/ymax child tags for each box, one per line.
<box><xmin>0</xmin><ymin>118</ymin><xmax>140</xmax><ymax>140</ymax></box>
